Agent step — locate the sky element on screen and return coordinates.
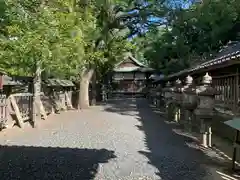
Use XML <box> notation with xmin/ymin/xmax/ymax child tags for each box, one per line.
<box><xmin>165</xmin><ymin>0</ymin><xmax>195</xmax><ymax>9</ymax></box>
<box><xmin>127</xmin><ymin>0</ymin><xmax>196</xmax><ymax>39</ymax></box>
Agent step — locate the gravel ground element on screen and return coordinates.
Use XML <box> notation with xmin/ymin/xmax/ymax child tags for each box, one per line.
<box><xmin>0</xmin><ymin>98</ymin><xmax>232</xmax><ymax>180</ymax></box>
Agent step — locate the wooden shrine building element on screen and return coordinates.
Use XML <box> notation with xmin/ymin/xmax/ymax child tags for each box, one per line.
<box><xmin>108</xmin><ymin>53</ymin><xmax>154</xmax><ymax>98</ymax></box>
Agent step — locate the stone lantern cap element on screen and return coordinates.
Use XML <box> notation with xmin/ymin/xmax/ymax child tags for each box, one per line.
<box><xmin>186</xmin><ymin>75</ymin><xmax>193</xmax><ymax>84</ymax></box>
<box><xmin>196</xmin><ymin>73</ymin><xmax>219</xmax><ymax>96</ymax></box>
<box><xmin>173</xmin><ymin>79</ymin><xmax>182</xmax><ymax>93</ymax></box>
<box><xmin>175</xmin><ymin>79</ymin><xmax>181</xmax><ymax>85</ymax></box>
<box><xmin>166</xmin><ymin>81</ymin><xmax>171</xmax><ymax>87</ymax></box>
<box><xmin>182</xmin><ymin>75</ymin><xmax>195</xmax><ymax>93</ymax></box>
<box><xmin>202</xmin><ymin>72</ymin><xmax>212</xmax><ymax>84</ymax></box>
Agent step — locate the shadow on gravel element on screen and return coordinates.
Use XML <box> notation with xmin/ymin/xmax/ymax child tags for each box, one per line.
<box><xmin>103</xmin><ymin>98</ymin><xmax>225</xmax><ymax>180</ymax></box>
<box><xmin>103</xmin><ymin>98</ymin><xmax>139</xmax><ymax>116</ymax></box>
<box><xmin>135</xmin><ymin>100</ymin><xmax>224</xmax><ymax>180</ymax></box>
<box><xmin>0</xmin><ymin>145</ymin><xmax>116</xmax><ymax>180</ymax></box>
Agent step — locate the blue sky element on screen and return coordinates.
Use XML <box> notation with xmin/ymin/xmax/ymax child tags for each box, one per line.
<box><xmin>165</xmin><ymin>0</ymin><xmax>194</xmax><ymax>9</ymax></box>
<box><xmin>127</xmin><ymin>0</ymin><xmax>196</xmax><ymax>39</ymax></box>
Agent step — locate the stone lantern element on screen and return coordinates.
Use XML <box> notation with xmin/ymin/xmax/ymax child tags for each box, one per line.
<box><xmin>171</xmin><ymin>79</ymin><xmax>182</xmax><ymax>123</ymax></box>
<box><xmin>182</xmin><ymin>75</ymin><xmax>198</xmax><ymax>132</ymax></box>
<box><xmin>163</xmin><ymin>81</ymin><xmax>173</xmax><ymax>101</ymax></box>
<box><xmin>162</xmin><ymin>81</ymin><xmax>174</xmax><ymax>121</ymax></box>
<box><xmin>195</xmin><ymin>72</ymin><xmax>217</xmax><ymax>147</ymax></box>
<box><xmin>149</xmin><ymin>85</ymin><xmax>157</xmax><ymax>105</ymax></box>
<box><xmin>155</xmin><ymin>84</ymin><xmax>163</xmax><ymax>108</ymax></box>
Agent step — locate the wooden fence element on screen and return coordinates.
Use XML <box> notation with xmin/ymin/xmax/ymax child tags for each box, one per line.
<box><xmin>0</xmin><ymin>94</ymin><xmax>7</xmax><ymax>129</ymax></box>
<box><xmin>0</xmin><ymin>90</ymin><xmax>75</xmax><ymax>130</ymax></box>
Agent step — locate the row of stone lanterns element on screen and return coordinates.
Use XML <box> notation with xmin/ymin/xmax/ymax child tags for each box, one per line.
<box><xmin>163</xmin><ymin>72</ymin><xmax>218</xmax><ymax>148</ymax></box>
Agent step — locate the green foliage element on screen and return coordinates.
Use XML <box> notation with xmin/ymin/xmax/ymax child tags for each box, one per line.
<box><xmin>4</xmin><ymin>0</ymin><xmax>237</xmax><ymax>78</ymax></box>
<box><xmin>140</xmin><ymin>0</ymin><xmax>240</xmax><ymax>74</ymax></box>
<box><xmin>0</xmin><ymin>0</ymin><xmax>138</xmax><ymax>79</ymax></box>
<box><xmin>0</xmin><ymin>0</ymin><xmax>86</xmax><ymax>77</ymax></box>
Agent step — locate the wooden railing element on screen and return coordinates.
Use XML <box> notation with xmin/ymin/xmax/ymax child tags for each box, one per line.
<box><xmin>4</xmin><ymin>91</ymin><xmax>74</xmax><ymax>128</ymax></box>
<box><xmin>8</xmin><ymin>93</ymin><xmax>33</xmax><ymax>127</ymax></box>
<box><xmin>212</xmin><ymin>73</ymin><xmax>239</xmax><ymax>115</ymax></box>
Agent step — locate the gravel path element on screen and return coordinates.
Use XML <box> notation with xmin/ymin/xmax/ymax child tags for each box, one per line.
<box><xmin>0</xmin><ymin>98</ymin><xmax>233</xmax><ymax>180</ymax></box>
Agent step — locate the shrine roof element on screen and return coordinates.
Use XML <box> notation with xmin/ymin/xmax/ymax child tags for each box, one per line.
<box><xmin>114</xmin><ymin>66</ymin><xmax>154</xmax><ymax>72</ymax></box>
<box><xmin>166</xmin><ymin>41</ymin><xmax>240</xmax><ymax>79</ymax></box>
<box><xmin>113</xmin><ymin>53</ymin><xmax>154</xmax><ymax>72</ymax></box>
<box><xmin>0</xmin><ymin>68</ymin><xmax>6</xmax><ymax>75</ymax></box>
<box><xmin>3</xmin><ymin>75</ymin><xmax>23</xmax><ymax>86</ymax></box>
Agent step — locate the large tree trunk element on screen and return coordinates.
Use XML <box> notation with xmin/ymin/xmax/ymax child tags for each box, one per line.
<box><xmin>78</xmin><ymin>68</ymin><xmax>94</xmax><ymax>109</ymax></box>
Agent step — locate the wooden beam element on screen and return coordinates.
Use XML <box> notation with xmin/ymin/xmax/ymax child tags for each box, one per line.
<box><xmin>9</xmin><ymin>95</ymin><xmax>23</xmax><ymax>128</ymax></box>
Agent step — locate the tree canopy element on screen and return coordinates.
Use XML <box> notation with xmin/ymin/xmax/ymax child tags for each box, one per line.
<box><xmin>1</xmin><ymin>0</ymin><xmax>239</xmax><ymax>76</ymax></box>
<box><xmin>140</xmin><ymin>0</ymin><xmax>240</xmax><ymax>74</ymax></box>
<box><xmin>0</xmin><ymin>0</ymin><xmax>239</xmax><ymax>107</ymax></box>
<box><xmin>0</xmin><ymin>0</ymin><xmax>139</xmax><ymax>78</ymax></box>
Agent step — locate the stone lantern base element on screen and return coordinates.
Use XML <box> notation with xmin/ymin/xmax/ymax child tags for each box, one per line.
<box><xmin>195</xmin><ymin>110</ymin><xmax>214</xmax><ymax>148</ymax></box>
